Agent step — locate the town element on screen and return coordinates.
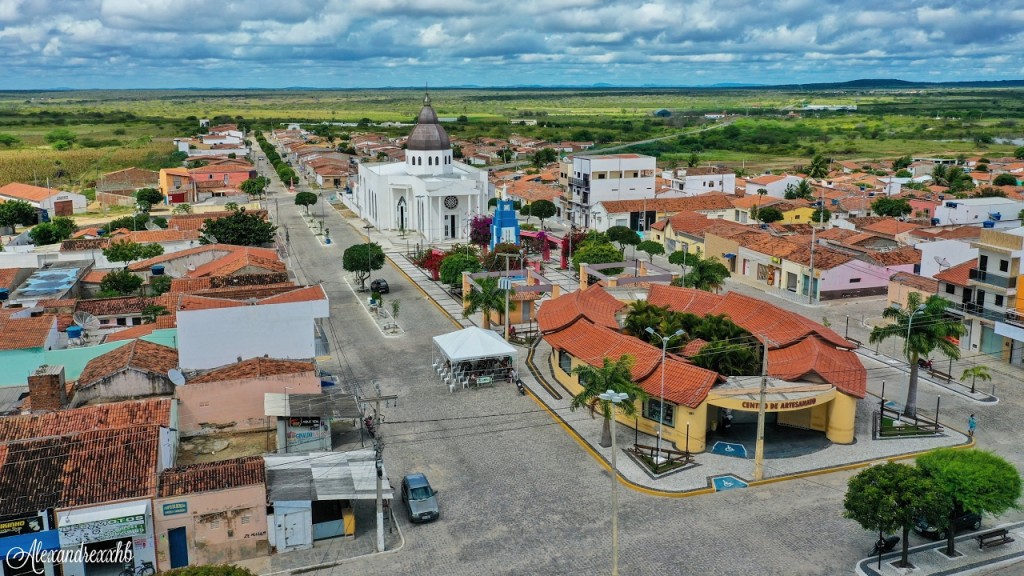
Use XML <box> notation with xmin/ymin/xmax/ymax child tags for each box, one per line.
<box><xmin>0</xmin><ymin>89</ymin><xmax>1023</xmax><ymax>576</ymax></box>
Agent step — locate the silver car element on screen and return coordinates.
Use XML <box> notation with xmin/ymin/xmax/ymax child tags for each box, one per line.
<box><xmin>401</xmin><ymin>473</ymin><xmax>439</xmax><ymax>523</ymax></box>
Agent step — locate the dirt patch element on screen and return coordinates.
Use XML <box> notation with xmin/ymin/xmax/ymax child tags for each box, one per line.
<box><xmin>178</xmin><ymin>430</ymin><xmax>276</xmax><ymax>465</ymax></box>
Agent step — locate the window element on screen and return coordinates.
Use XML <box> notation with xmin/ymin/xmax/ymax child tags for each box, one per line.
<box><xmin>1000</xmin><ymin>259</ymin><xmax>1009</xmax><ymax>272</ymax></box>
<box><xmin>995</xmin><ymin>295</ymin><xmax>1004</xmax><ymax>307</ymax></box>
<box><xmin>945</xmin><ymin>284</ymin><xmax>956</xmax><ymax>295</ymax></box>
<box><xmin>644</xmin><ymin>399</ymin><xmax>675</xmax><ymax>427</ymax></box>
<box><xmin>980</xmin><ymin>255</ymin><xmax>988</xmax><ymax>271</ymax></box>
<box><xmin>849</xmin><ymin>278</ymin><xmax>861</xmax><ymax>283</ymax></box>
<box><xmin>558</xmin><ymin>350</ymin><xmax>572</xmax><ymax>374</ymax></box>
<box><xmin>116</xmin><ymin>318</ymin><xmax>127</xmax><ymax>326</ymax></box>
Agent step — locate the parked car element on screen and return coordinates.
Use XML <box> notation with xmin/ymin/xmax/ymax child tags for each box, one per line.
<box><xmin>401</xmin><ymin>473</ymin><xmax>439</xmax><ymax>523</ymax></box>
<box><xmin>370</xmin><ymin>279</ymin><xmax>390</xmax><ymax>294</ymax></box>
<box><xmin>914</xmin><ymin>511</ymin><xmax>981</xmax><ymax>539</ymax></box>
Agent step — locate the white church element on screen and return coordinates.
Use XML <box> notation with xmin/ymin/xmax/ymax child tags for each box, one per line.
<box><xmin>353</xmin><ymin>94</ymin><xmax>489</xmax><ymax>243</ymax></box>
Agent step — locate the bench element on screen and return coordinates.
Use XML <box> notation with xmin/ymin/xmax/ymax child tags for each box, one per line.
<box><xmin>977</xmin><ymin>528</ymin><xmax>1013</xmax><ymax>550</ymax></box>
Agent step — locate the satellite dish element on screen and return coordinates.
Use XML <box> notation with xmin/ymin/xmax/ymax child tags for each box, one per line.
<box><xmin>934</xmin><ymin>256</ymin><xmax>950</xmax><ymax>267</ymax></box>
<box><xmin>145</xmin><ymin>220</ymin><xmax>161</xmax><ymax>231</ymax></box>
<box><xmin>73</xmin><ymin>311</ymin><xmax>100</xmax><ymax>331</ymax></box>
<box><xmin>203</xmin><ymin>234</ymin><xmax>219</xmax><ymax>244</ymax></box>
<box><xmin>168</xmin><ymin>369</ymin><xmax>186</xmax><ymax>386</ymax></box>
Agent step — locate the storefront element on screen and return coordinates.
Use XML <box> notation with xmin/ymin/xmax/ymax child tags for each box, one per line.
<box><xmin>0</xmin><ymin>513</ymin><xmax>60</xmax><ymax>576</ymax></box>
<box><xmin>56</xmin><ymin>501</ymin><xmax>156</xmax><ymax>576</ymax></box>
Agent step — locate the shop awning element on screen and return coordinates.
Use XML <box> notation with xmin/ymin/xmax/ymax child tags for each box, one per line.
<box><xmin>57</xmin><ymin>500</ymin><xmax>149</xmax><ymax>526</ymax></box>
<box><xmin>265</xmin><ymin>449</ymin><xmax>394</xmax><ymax>502</ymax></box>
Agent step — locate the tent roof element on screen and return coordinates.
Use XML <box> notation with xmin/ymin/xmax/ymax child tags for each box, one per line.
<box><xmin>433</xmin><ymin>327</ymin><xmax>518</xmax><ymax>363</ymax></box>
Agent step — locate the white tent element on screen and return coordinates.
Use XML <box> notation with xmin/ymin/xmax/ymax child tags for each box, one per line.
<box><xmin>432</xmin><ymin>327</ymin><xmax>518</xmax><ymax>363</ymax></box>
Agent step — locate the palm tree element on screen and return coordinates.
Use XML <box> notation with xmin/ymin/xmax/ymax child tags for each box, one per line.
<box><xmin>678</xmin><ymin>255</ymin><xmax>731</xmax><ymax>293</ymax></box>
<box><xmin>960</xmin><ymin>365</ymin><xmax>992</xmax><ymax>394</ymax></box>
<box><xmin>808</xmin><ymin>154</ymin><xmax>829</xmax><ymax>179</ymax></box>
<box><xmin>691</xmin><ymin>341</ymin><xmax>760</xmax><ymax>376</ymax></box>
<box><xmin>869</xmin><ymin>293</ymin><xmax>965</xmax><ymax>417</ymax></box>
<box><xmin>623</xmin><ymin>301</ymin><xmax>687</xmax><ymax>351</ymax></box>
<box><xmin>570</xmin><ymin>355</ymin><xmax>648</xmax><ymax>447</ymax></box>
<box><xmin>463</xmin><ymin>276</ymin><xmax>515</xmax><ymax>330</ymax></box>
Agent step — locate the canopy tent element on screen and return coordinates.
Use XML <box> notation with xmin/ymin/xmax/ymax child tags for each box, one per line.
<box><xmin>432</xmin><ymin>327</ymin><xmax>518</xmax><ymax>363</ymax></box>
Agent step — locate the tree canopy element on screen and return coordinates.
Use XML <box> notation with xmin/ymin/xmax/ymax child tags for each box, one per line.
<box><xmin>99</xmin><ymin>268</ymin><xmax>143</xmax><ymax>296</ymax></box>
<box><xmin>524</xmin><ymin>199</ymin><xmax>557</xmax><ymax>227</ymax></box>
<box><xmin>531</xmin><ymin>148</ymin><xmax>558</xmax><ymax>167</ymax></box>
<box><xmin>637</xmin><ymin>240</ymin><xmax>664</xmax><ymax>262</ymax></box>
<box><xmin>993</xmin><ymin>174</ymin><xmax>1018</xmax><ymax>186</ymax></box>
<box><xmin>135</xmin><ymin>188</ymin><xmax>164</xmax><ymax>208</ymax></box>
<box><xmin>674</xmin><ymin>254</ymin><xmax>730</xmax><ymax>292</ymax></box>
<box><xmin>0</xmin><ymin>200</ymin><xmax>37</xmax><ymax>232</ymax></box>
<box><xmin>342</xmin><ymin>242</ymin><xmax>385</xmax><ymax>290</ymax></box>
<box><xmin>295</xmin><ymin>191</ymin><xmax>319</xmax><ymax>214</ymax></box>
<box><xmin>572</xmin><ymin>242</ymin><xmax>624</xmax><ymax>276</ymax></box>
<box><xmin>871</xmin><ymin>197</ymin><xmax>912</xmax><ymax>217</ymax></box>
<box><xmin>462</xmin><ymin>275</ymin><xmax>514</xmax><ymax>330</ymax></box>
<box><xmin>569</xmin><ymin>354</ymin><xmax>647</xmax><ymax>447</ymax></box>
<box><xmin>757</xmin><ymin>207</ymin><xmax>784</xmax><ymax>223</ymax></box>
<box><xmin>199</xmin><ymin>208</ymin><xmax>276</xmax><ymax>246</ymax></box>
<box><xmin>439</xmin><ymin>253</ymin><xmax>482</xmax><ymax>286</ymax></box>
<box><xmin>28</xmin><ymin>216</ymin><xmax>76</xmax><ymax>245</ymax></box>
<box><xmin>103</xmin><ymin>239</ymin><xmax>164</xmax><ymax>268</ymax></box>
<box><xmin>606</xmin><ymin>226</ymin><xmax>640</xmax><ymax>252</ymax></box>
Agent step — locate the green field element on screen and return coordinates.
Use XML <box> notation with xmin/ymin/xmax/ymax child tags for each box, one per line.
<box><xmin>0</xmin><ymin>86</ymin><xmax>1020</xmax><ymax>190</ymax></box>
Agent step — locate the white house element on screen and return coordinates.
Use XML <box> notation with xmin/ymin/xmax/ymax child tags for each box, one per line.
<box><xmin>661</xmin><ymin>167</ymin><xmax>736</xmax><ymax>196</ymax></box>
<box><xmin>932</xmin><ymin>198</ymin><xmax>1024</xmax><ymax>227</ymax></box>
<box><xmin>742</xmin><ymin>174</ymin><xmax>804</xmax><ymax>199</ymax></box>
<box><xmin>565</xmin><ymin>153</ymin><xmax>657</xmax><ymax>228</ymax></box>
<box><xmin>353</xmin><ymin>94</ymin><xmax>489</xmax><ymax>243</ymax></box>
<box><xmin>0</xmin><ymin>182</ymin><xmax>88</xmax><ymax>215</ymax></box>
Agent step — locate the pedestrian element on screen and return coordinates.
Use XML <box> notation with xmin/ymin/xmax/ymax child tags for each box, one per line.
<box><xmin>968</xmin><ymin>414</ymin><xmax>977</xmax><ymax>439</ymax></box>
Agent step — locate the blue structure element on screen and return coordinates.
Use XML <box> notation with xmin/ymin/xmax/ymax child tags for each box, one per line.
<box><xmin>710</xmin><ymin>441</ymin><xmax>748</xmax><ymax>459</ymax></box>
<box><xmin>712</xmin><ymin>475</ymin><xmax>749</xmax><ymax>491</ymax></box>
<box><xmin>490</xmin><ymin>194</ymin><xmax>521</xmax><ymax>250</ymax></box>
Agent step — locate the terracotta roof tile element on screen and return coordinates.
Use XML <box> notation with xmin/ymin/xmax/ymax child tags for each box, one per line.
<box><xmin>637</xmin><ymin>359</ymin><xmax>719</xmax><ymax>409</ymax></box>
<box><xmin>188</xmin><ymin>358</ymin><xmax>315</xmax><ymax>384</ymax></box>
<box><xmin>866</xmin><ymin>246</ymin><xmax>921</xmax><ymax>267</ymax></box>
<box><xmin>257</xmin><ymin>285</ymin><xmax>327</xmax><ymax>305</ymax></box>
<box><xmin>545</xmin><ymin>321</ymin><xmax>663</xmax><ymax>379</ymax></box>
<box><xmin>77</xmin><ymin>340</ymin><xmax>178</xmax><ymax>388</ymax></box>
<box><xmin>0</xmin><ymin>268</ymin><xmax>24</xmax><ymax>291</ymax></box>
<box><xmin>61</xmin><ymin>238</ymin><xmax>110</xmax><ymax>252</ymax></box>
<box><xmin>890</xmin><ymin>272</ymin><xmax>939</xmax><ymax>293</ymax></box>
<box><xmin>536</xmin><ymin>291</ymin><xmax>585</xmax><ymax>333</ymax></box>
<box><xmin>0</xmin><ymin>182</ymin><xmax>59</xmax><ymax>203</ymax></box>
<box><xmin>76</xmin><ymin>296</ymin><xmax>151</xmax><ymax>317</ymax></box>
<box><xmin>0</xmin><ymin>398</ymin><xmax>172</xmax><ymax>441</ymax></box>
<box><xmin>575</xmin><ymin>286</ymin><xmax>626</xmax><ymax>330</ymax></box>
<box><xmin>934</xmin><ymin>260</ymin><xmax>972</xmax><ymax>286</ymax></box>
<box><xmin>862</xmin><ymin>219</ymin><xmax>924</xmax><ymax>237</ymax></box>
<box><xmin>0</xmin><ymin>314</ymin><xmax>55</xmax><ymax>350</ymax></box>
<box><xmin>768</xmin><ymin>336</ymin><xmax>866</xmax><ymax>398</ymax></box>
<box><xmin>158</xmin><ymin>456</ymin><xmax>265</xmax><ymax>497</ymax></box>
<box><xmin>680</xmin><ymin>338</ymin><xmax>708</xmax><ymax>358</ymax></box>
<box><xmin>599</xmin><ymin>193</ymin><xmax>737</xmax><ymax>215</ymax></box>
<box><xmin>103</xmin><ymin>323</ymin><xmax>160</xmax><ymax>342</ymax></box>
<box><xmin>81</xmin><ymin>270</ymin><xmax>109</xmax><ymax>284</ymax></box>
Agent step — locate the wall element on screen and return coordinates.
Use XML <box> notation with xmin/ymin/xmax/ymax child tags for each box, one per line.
<box><xmin>888</xmin><ymin>279</ymin><xmax>935</xmax><ymax>310</ymax></box>
<box><xmin>154</xmin><ymin>485</ymin><xmax>269</xmax><ymax>572</ymax></box>
<box><xmin>71</xmin><ymin>370</ymin><xmax>174</xmax><ymax>407</ymax></box>
<box><xmin>702</xmin><ymin>232</ymin><xmax>740</xmax><ymax>269</ymax></box>
<box><xmin>175</xmin><ymin>372</ymin><xmax>320</xmax><ymax>434</ymax></box>
<box><xmin>177</xmin><ymin>298</ymin><xmax>328</xmax><ymax>370</ymax></box>
<box><xmin>917</xmin><ymin>240</ymin><xmax>977</xmax><ymax>278</ymax></box>
<box><xmin>0</xmin><ymin>341</ymin><xmax>134</xmax><ymax>387</ymax></box>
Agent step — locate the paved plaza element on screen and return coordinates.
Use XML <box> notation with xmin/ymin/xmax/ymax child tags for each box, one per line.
<box><xmin>246</xmin><ymin>145</ymin><xmax>1024</xmax><ymax>575</ymax></box>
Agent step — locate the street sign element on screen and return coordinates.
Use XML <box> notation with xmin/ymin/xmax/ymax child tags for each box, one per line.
<box><xmin>498</xmin><ymin>278</ymin><xmax>512</xmax><ymax>290</ymax></box>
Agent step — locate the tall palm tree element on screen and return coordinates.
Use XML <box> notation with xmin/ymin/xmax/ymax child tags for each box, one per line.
<box><xmin>463</xmin><ymin>276</ymin><xmax>515</xmax><ymax>330</ymax></box>
<box><xmin>869</xmin><ymin>293</ymin><xmax>965</xmax><ymax>417</ymax></box>
<box><xmin>960</xmin><ymin>365</ymin><xmax>992</xmax><ymax>394</ymax></box>
<box><xmin>679</xmin><ymin>255</ymin><xmax>731</xmax><ymax>293</ymax></box>
<box><xmin>570</xmin><ymin>355</ymin><xmax>648</xmax><ymax>448</ymax></box>
<box><xmin>808</xmin><ymin>154</ymin><xmax>829</xmax><ymax>179</ymax></box>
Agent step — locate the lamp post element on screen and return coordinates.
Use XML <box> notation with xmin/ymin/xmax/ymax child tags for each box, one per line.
<box><xmin>598</xmin><ymin>389</ymin><xmax>629</xmax><ymax>576</ymax></box>
<box><xmin>363</xmin><ymin>224</ymin><xmax>374</xmax><ymax>291</ymax></box>
<box><xmin>644</xmin><ymin>327</ymin><xmax>685</xmax><ymax>470</ymax></box>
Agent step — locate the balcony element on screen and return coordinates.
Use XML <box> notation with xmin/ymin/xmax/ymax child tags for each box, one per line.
<box><xmin>1005</xmin><ymin>309</ymin><xmax>1024</xmax><ymax>328</ymax></box>
<box><xmin>946</xmin><ymin>301</ymin><xmax>1005</xmax><ymax>322</ymax></box>
<box><xmin>968</xmin><ymin>268</ymin><xmax>1017</xmax><ymax>289</ymax></box>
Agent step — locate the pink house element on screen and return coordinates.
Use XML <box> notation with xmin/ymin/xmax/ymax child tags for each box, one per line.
<box><xmin>175</xmin><ymin>358</ymin><xmax>321</xmax><ymax>435</ymax></box>
<box><xmin>907</xmin><ymin>197</ymin><xmax>941</xmax><ymax>219</ymax></box>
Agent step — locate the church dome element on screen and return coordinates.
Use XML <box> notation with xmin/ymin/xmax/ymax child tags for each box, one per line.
<box><xmin>406</xmin><ymin>94</ymin><xmax>451</xmax><ymax>151</ymax></box>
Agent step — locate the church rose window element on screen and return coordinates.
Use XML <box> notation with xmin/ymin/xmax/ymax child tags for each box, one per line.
<box><xmin>444</xmin><ymin>196</ymin><xmax>459</xmax><ymax>209</ymax></box>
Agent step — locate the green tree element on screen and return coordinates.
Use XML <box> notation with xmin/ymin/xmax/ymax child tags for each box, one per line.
<box><xmin>142</xmin><ymin>304</ymin><xmax>169</xmax><ymax>323</ymax></box>
<box><xmin>757</xmin><ymin>207</ymin><xmax>784</xmax><ymax>223</ymax></box>
<box><xmin>0</xmin><ymin>200</ymin><xmax>37</xmax><ymax>232</ymax></box>
<box><xmin>0</xmin><ymin>133</ymin><xmax>21</xmax><ymax>147</ymax></box>
<box><xmin>294</xmin><ymin>191</ymin><xmax>319</xmax><ymax>215</ymax></box>
<box><xmin>993</xmin><ymin>174</ymin><xmax>1017</xmax><ymax>186</ymax></box>
<box><xmin>667</xmin><ymin>250</ymin><xmax>698</xmax><ymax>275</ymax></box>
<box><xmin>871</xmin><ymin>197</ymin><xmax>912</xmax><ymax>217</ymax></box>
<box><xmin>572</xmin><ymin>242</ymin><xmax>624</xmax><ymax>276</ymax></box>
<box><xmin>892</xmin><ymin>155</ymin><xmax>913</xmax><ymax>170</ymax></box>
<box><xmin>569</xmin><ymin>354</ymin><xmax>647</xmax><ymax>447</ymax></box>
<box><xmin>808</xmin><ymin>154</ymin><xmax>829</xmax><ymax>179</ymax></box>
<box><xmin>622</xmin><ymin>301</ymin><xmax>685</xmax><ymax>350</ymax></box>
<box><xmin>691</xmin><ymin>340</ymin><xmax>760</xmax><ymax>376</ymax></box>
<box><xmin>960</xmin><ymin>365</ymin><xmax>992</xmax><ymax>394</ymax></box>
<box><xmin>439</xmin><ymin>253</ymin><xmax>482</xmax><ymax>286</ymax></box>
<box><xmin>172</xmin><ymin>203</ymin><xmax>193</xmax><ymax>215</ymax></box>
<box><xmin>637</xmin><ymin>240</ymin><xmax>664</xmax><ymax>262</ymax></box>
<box><xmin>605</xmin><ymin>225</ymin><xmax>640</xmax><ymax>255</ymax></box>
<box><xmin>811</xmin><ymin>207</ymin><xmax>831</xmax><ymax>224</ymax></box>
<box><xmin>1014</xmin><ymin>146</ymin><xmax>1024</xmax><ymax>160</ymax></box>
<box><xmin>99</xmin><ymin>269</ymin><xmax>143</xmax><ymax>296</ymax></box>
<box><xmin>918</xmin><ymin>449</ymin><xmax>1022</xmax><ymax>556</ymax></box>
<box><xmin>135</xmin><ymin>188</ymin><xmax>164</xmax><ymax>208</ymax></box>
<box><xmin>29</xmin><ymin>223</ymin><xmax>63</xmax><ymax>245</ymax></box>
<box><xmin>149</xmin><ymin>275</ymin><xmax>172</xmax><ymax>296</ymax></box>
<box><xmin>241</xmin><ymin>176</ymin><xmax>269</xmax><ymax>199</ymax></box>
<box><xmin>843</xmin><ymin>462</ymin><xmax>949</xmax><ymax>568</ymax></box>
<box><xmin>103</xmin><ymin>239</ymin><xmax>164</xmax><ymax>268</ymax></box>
<box><xmin>462</xmin><ymin>275</ymin><xmax>514</xmax><ymax>330</ymax></box>
<box><xmin>199</xmin><ymin>208</ymin><xmax>276</xmax><ymax>246</ymax></box>
<box><xmin>342</xmin><ymin>242</ymin><xmax>385</xmax><ymax>290</ymax></box>
<box><xmin>531</xmin><ymin>148</ymin><xmax>558</xmax><ymax>167</ymax></box>
<box><xmin>894</xmin><ymin>169</ymin><xmax>913</xmax><ymax>178</ymax></box>
<box><xmin>107</xmin><ymin>213</ymin><xmax>151</xmax><ymax>232</ymax></box>
<box><xmin>868</xmin><ymin>293</ymin><xmax>965</xmax><ymax>417</ymax></box>
<box><xmin>525</xmin><ymin>199</ymin><xmax>556</xmax><ymax>229</ymax></box>
<box><xmin>45</xmin><ymin>128</ymin><xmax>78</xmax><ymax>146</ymax></box>
<box><xmin>676</xmin><ymin>254</ymin><xmax>731</xmax><ymax>293</ymax></box>
<box><xmin>687</xmin><ymin>152</ymin><xmax>700</xmax><ymax>167</ymax></box>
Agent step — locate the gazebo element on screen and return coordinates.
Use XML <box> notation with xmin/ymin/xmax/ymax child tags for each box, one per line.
<box><xmin>432</xmin><ymin>327</ymin><xmax>518</xmax><ymax>391</ymax></box>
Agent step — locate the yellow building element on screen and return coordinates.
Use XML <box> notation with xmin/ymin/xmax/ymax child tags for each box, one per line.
<box><xmin>537</xmin><ymin>284</ymin><xmax>864</xmax><ymax>453</ymax></box>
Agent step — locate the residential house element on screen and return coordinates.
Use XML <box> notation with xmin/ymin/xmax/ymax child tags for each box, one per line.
<box><xmin>742</xmin><ymin>174</ymin><xmax>804</xmax><ymax>199</ymax></box>
<box><xmin>592</xmin><ymin>193</ymin><xmax>736</xmax><ymax>233</ymax></box>
<box><xmin>71</xmin><ymin>339</ymin><xmax>179</xmax><ymax>407</ymax></box>
<box><xmin>650</xmin><ymin>213</ymin><xmax>749</xmax><ymax>257</ymax></box>
<box><xmin>932</xmin><ymin>197</ymin><xmax>1024</xmax><ymax>227</ymax></box>
<box><xmin>660</xmin><ymin>166</ymin><xmax>736</xmax><ymax>196</ymax></box>
<box><xmin>888</xmin><ymin>272</ymin><xmax>939</xmax><ymax>309</ymax></box>
<box><xmin>565</xmin><ymin>154</ymin><xmax>657</xmax><ymax>228</ymax></box>
<box><xmin>96</xmin><ymin>168</ymin><xmax>161</xmax><ymax>208</ymax></box>
<box><xmin>0</xmin><ymin>182</ymin><xmax>87</xmax><ymax>216</ymax></box>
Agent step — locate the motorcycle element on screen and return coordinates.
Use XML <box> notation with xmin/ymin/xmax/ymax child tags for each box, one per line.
<box><xmin>515</xmin><ymin>378</ymin><xmax>526</xmax><ymax>396</ymax></box>
<box><xmin>364</xmin><ymin>416</ymin><xmax>376</xmax><ymax>438</ymax></box>
<box><xmin>917</xmin><ymin>358</ymin><xmax>933</xmax><ymax>370</ymax></box>
<box><xmin>872</xmin><ymin>535</ymin><xmax>900</xmax><ymax>555</ymax></box>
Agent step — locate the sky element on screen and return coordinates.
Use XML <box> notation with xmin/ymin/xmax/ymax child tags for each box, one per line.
<box><xmin>0</xmin><ymin>0</ymin><xmax>1022</xmax><ymax>89</ymax></box>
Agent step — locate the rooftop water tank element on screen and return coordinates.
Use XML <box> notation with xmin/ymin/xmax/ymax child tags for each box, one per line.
<box><xmin>983</xmin><ymin>220</ymin><xmax>996</xmax><ymax>228</ymax></box>
<box><xmin>151</xmin><ymin>265</ymin><xmax>165</xmax><ymax>276</ymax></box>
<box><xmin>67</xmin><ymin>325</ymin><xmax>83</xmax><ymax>339</ymax></box>
<box><xmin>931</xmin><ymin>218</ymin><xmax>940</xmax><ymax>226</ymax></box>
<box><xmin>991</xmin><ymin>212</ymin><xmax>1002</xmax><ymax>221</ymax></box>
<box><xmin>0</xmin><ymin>288</ymin><xmax>8</xmax><ymax>301</ymax></box>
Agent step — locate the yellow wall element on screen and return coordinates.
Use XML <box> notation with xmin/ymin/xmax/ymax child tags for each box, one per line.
<box><xmin>780</xmin><ymin>206</ymin><xmax>815</xmax><ymax>224</ymax></box>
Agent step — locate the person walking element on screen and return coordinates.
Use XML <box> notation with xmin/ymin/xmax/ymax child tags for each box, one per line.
<box><xmin>968</xmin><ymin>414</ymin><xmax>977</xmax><ymax>439</ymax></box>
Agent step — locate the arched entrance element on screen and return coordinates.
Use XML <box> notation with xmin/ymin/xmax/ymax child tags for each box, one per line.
<box><xmin>397</xmin><ymin>196</ymin><xmax>407</xmax><ymax>231</ymax></box>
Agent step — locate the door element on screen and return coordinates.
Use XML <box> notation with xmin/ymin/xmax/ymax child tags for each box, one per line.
<box><xmin>168</xmin><ymin>526</ymin><xmax>189</xmax><ymax>568</ymax></box>
<box><xmin>54</xmin><ymin>200</ymin><xmax>73</xmax><ymax>216</ymax></box>
<box><xmin>445</xmin><ymin>214</ymin><xmax>456</xmax><ymax>239</ymax></box>
<box><xmin>981</xmin><ymin>325</ymin><xmax>1002</xmax><ymax>357</ymax></box>
<box><xmin>397</xmin><ymin>197</ymin><xmax>407</xmax><ymax>231</ymax></box>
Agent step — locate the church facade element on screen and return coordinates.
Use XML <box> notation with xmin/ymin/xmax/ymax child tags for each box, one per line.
<box><xmin>353</xmin><ymin>95</ymin><xmax>489</xmax><ymax>243</ymax></box>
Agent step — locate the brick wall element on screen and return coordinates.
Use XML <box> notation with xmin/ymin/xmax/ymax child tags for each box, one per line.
<box><xmin>28</xmin><ymin>366</ymin><xmax>67</xmax><ymax>412</ymax></box>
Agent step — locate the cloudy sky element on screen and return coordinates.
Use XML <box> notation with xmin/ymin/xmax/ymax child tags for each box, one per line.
<box><xmin>1</xmin><ymin>0</ymin><xmax>1021</xmax><ymax>89</ymax></box>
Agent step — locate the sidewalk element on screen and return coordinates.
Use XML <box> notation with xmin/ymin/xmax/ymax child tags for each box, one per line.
<box><xmin>855</xmin><ymin>522</ymin><xmax>1024</xmax><ymax>576</ymax></box>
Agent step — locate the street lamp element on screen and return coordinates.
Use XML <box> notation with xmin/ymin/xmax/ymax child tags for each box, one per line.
<box><xmin>598</xmin><ymin>389</ymin><xmax>629</xmax><ymax>576</ymax></box>
<box><xmin>644</xmin><ymin>327</ymin><xmax>685</xmax><ymax>470</ymax></box>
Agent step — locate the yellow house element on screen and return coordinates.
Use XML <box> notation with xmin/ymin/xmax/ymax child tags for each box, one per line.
<box><xmin>649</xmin><ymin>211</ymin><xmax>750</xmax><ymax>258</ymax></box>
<box><xmin>538</xmin><ymin>284</ymin><xmax>865</xmax><ymax>454</ymax></box>
<box><xmin>730</xmin><ymin>196</ymin><xmax>816</xmax><ymax>226</ymax></box>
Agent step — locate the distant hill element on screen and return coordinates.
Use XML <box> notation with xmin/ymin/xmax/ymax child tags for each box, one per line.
<box><xmin>771</xmin><ymin>78</ymin><xmax>1024</xmax><ymax>90</ymax></box>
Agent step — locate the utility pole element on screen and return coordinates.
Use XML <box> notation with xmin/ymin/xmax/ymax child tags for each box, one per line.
<box><xmin>807</xmin><ymin>186</ymin><xmax>819</xmax><ymax>304</ymax></box>
<box><xmin>358</xmin><ymin>389</ymin><xmax>397</xmax><ymax>553</ymax></box>
<box><xmin>496</xmin><ymin>253</ymin><xmax>520</xmax><ymax>340</ymax></box>
<box><xmin>753</xmin><ymin>336</ymin><xmax>774</xmax><ymax>481</ymax></box>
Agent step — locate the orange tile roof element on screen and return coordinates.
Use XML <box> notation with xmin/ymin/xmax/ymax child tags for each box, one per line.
<box><xmin>862</xmin><ymin>219</ymin><xmax>924</xmax><ymax>237</ymax></box>
<box><xmin>867</xmin><ymin>246</ymin><xmax>921</xmax><ymax>267</ymax></box>
<box><xmin>81</xmin><ymin>270</ymin><xmax>109</xmax><ymax>284</ymax></box>
<box><xmin>0</xmin><ymin>398</ymin><xmax>172</xmax><ymax>441</ymax></box>
<box><xmin>76</xmin><ymin>296</ymin><xmax>150</xmax><ymax>317</ymax></box>
<box><xmin>934</xmin><ymin>260</ymin><xmax>973</xmax><ymax>286</ymax></box>
<box><xmin>0</xmin><ymin>268</ymin><xmax>22</xmax><ymax>291</ymax></box>
<box><xmin>890</xmin><ymin>272</ymin><xmax>939</xmax><ymax>293</ymax></box>
<box><xmin>680</xmin><ymin>338</ymin><xmax>708</xmax><ymax>358</ymax></box>
<box><xmin>77</xmin><ymin>340</ymin><xmax>179</xmax><ymax>388</ymax></box>
<box><xmin>258</xmin><ymin>284</ymin><xmax>327</xmax><ymax>305</ymax></box>
<box><xmin>731</xmin><ymin>195</ymin><xmax>782</xmax><ymax>210</ymax></box>
<box><xmin>599</xmin><ymin>193</ymin><xmax>737</xmax><ymax>215</ymax></box>
<box><xmin>187</xmin><ymin>358</ymin><xmax>315</xmax><ymax>384</ymax></box>
<box><xmin>158</xmin><ymin>456</ymin><xmax>265</xmax><ymax>497</ymax></box>
<box><xmin>103</xmin><ymin>323</ymin><xmax>160</xmax><ymax>342</ymax></box>
<box><xmin>0</xmin><ymin>314</ymin><xmax>55</xmax><ymax>350</ymax></box>
<box><xmin>784</xmin><ymin>244</ymin><xmax>854</xmax><ymax>270</ymax></box>
<box><xmin>0</xmin><ymin>182</ymin><xmax>59</xmax><ymax>202</ymax></box>
<box><xmin>536</xmin><ymin>291</ymin><xmax>585</xmax><ymax>333</ymax></box>
<box><xmin>768</xmin><ymin>336</ymin><xmax>866</xmax><ymax>398</ymax></box>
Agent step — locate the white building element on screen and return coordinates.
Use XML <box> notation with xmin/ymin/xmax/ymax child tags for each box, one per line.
<box><xmin>0</xmin><ymin>182</ymin><xmax>88</xmax><ymax>215</ymax></box>
<box><xmin>354</xmin><ymin>95</ymin><xmax>488</xmax><ymax>243</ymax></box>
<box><xmin>661</xmin><ymin>167</ymin><xmax>736</xmax><ymax>196</ymax></box>
<box><xmin>565</xmin><ymin>154</ymin><xmax>656</xmax><ymax>228</ymax></box>
<box><xmin>932</xmin><ymin>198</ymin><xmax>1024</xmax><ymax>227</ymax></box>
<box><xmin>742</xmin><ymin>174</ymin><xmax>804</xmax><ymax>199</ymax></box>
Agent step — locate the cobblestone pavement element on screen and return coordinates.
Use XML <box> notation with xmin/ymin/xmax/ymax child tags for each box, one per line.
<box><xmin>249</xmin><ymin>148</ymin><xmax>1024</xmax><ymax>575</ymax></box>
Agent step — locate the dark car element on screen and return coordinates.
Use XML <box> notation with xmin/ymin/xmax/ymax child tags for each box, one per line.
<box><xmin>914</xmin><ymin>512</ymin><xmax>982</xmax><ymax>539</ymax></box>
<box><xmin>401</xmin><ymin>473</ymin><xmax>439</xmax><ymax>523</ymax></box>
<box><xmin>370</xmin><ymin>279</ymin><xmax>390</xmax><ymax>294</ymax></box>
